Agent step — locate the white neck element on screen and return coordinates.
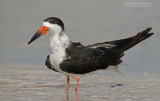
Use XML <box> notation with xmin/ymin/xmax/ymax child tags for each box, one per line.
<box><xmin>49</xmin><ymin>32</ymin><xmax>70</xmax><ymax>68</ymax></box>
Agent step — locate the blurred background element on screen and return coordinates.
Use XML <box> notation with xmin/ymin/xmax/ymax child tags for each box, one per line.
<box><xmin>0</xmin><ymin>0</ymin><xmax>159</xmax><ymax>72</ymax></box>
<box><xmin>0</xmin><ymin>0</ymin><xmax>160</xmax><ymax>100</ymax></box>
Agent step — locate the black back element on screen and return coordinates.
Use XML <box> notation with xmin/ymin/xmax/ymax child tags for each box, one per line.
<box><xmin>46</xmin><ymin>42</ymin><xmax>123</xmax><ymax>74</ymax></box>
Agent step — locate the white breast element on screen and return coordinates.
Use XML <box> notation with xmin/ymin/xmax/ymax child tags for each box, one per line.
<box><xmin>49</xmin><ymin>33</ymin><xmax>70</xmax><ymax>72</ymax></box>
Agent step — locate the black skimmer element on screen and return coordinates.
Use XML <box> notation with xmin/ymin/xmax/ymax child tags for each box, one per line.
<box><xmin>28</xmin><ymin>17</ymin><xmax>154</xmax><ymax>92</ymax></box>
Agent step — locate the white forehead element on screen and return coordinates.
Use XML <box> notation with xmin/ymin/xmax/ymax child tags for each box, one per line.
<box><xmin>43</xmin><ymin>21</ymin><xmax>62</xmax><ymax>33</ymax></box>
<box><xmin>43</xmin><ymin>22</ymin><xmax>53</xmax><ymax>28</ymax></box>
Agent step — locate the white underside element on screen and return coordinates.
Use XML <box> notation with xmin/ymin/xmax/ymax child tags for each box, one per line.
<box><xmin>48</xmin><ymin>33</ymin><xmax>91</xmax><ymax>77</ymax></box>
<box><xmin>48</xmin><ymin>32</ymin><xmax>74</xmax><ymax>76</ymax></box>
<box><xmin>42</xmin><ymin>22</ymin><xmax>71</xmax><ymax>75</ymax></box>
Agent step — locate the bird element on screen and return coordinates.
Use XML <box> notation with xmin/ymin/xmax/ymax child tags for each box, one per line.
<box><xmin>28</xmin><ymin>17</ymin><xmax>154</xmax><ymax>92</ymax></box>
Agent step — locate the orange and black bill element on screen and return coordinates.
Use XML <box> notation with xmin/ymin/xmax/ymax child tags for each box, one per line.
<box><xmin>28</xmin><ymin>26</ymin><xmax>49</xmax><ymax>44</ymax></box>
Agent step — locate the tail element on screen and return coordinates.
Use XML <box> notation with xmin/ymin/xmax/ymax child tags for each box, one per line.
<box><xmin>105</xmin><ymin>28</ymin><xmax>154</xmax><ymax>51</ymax></box>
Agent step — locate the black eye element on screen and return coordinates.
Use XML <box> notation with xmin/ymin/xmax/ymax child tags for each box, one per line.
<box><xmin>50</xmin><ymin>21</ymin><xmax>56</xmax><ymax>24</ymax></box>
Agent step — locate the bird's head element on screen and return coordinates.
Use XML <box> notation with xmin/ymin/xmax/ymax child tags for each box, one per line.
<box><xmin>28</xmin><ymin>17</ymin><xmax>64</xmax><ymax>44</ymax></box>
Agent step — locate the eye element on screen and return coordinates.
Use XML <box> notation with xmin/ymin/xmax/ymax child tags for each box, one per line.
<box><xmin>50</xmin><ymin>21</ymin><xmax>56</xmax><ymax>24</ymax></box>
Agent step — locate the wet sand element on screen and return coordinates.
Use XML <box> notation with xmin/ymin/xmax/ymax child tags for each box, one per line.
<box><xmin>0</xmin><ymin>63</ymin><xmax>160</xmax><ymax>101</ymax></box>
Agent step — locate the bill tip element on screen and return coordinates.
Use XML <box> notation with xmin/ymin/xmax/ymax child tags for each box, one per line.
<box><xmin>28</xmin><ymin>41</ymin><xmax>31</xmax><ymax>45</ymax></box>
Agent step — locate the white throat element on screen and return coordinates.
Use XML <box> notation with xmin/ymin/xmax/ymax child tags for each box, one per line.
<box><xmin>49</xmin><ymin>32</ymin><xmax>70</xmax><ymax>71</ymax></box>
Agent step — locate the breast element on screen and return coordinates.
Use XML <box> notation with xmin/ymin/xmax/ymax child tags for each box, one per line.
<box><xmin>49</xmin><ymin>54</ymin><xmax>64</xmax><ymax>72</ymax></box>
<box><xmin>45</xmin><ymin>55</ymin><xmax>59</xmax><ymax>72</ymax></box>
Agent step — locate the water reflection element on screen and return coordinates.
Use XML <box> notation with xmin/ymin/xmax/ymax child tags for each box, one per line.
<box><xmin>66</xmin><ymin>90</ymin><xmax>79</xmax><ymax>101</ymax></box>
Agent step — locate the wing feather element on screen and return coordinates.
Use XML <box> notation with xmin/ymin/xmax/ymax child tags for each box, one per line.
<box><xmin>59</xmin><ymin>42</ymin><xmax>123</xmax><ymax>74</ymax></box>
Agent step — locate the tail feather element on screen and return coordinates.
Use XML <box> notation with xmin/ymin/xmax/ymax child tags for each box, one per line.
<box><xmin>105</xmin><ymin>28</ymin><xmax>154</xmax><ymax>51</ymax></box>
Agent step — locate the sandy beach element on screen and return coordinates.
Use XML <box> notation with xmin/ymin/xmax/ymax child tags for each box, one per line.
<box><xmin>0</xmin><ymin>63</ymin><xmax>160</xmax><ymax>101</ymax></box>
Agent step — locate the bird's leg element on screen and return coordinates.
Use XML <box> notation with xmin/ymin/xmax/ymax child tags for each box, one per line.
<box><xmin>75</xmin><ymin>77</ymin><xmax>79</xmax><ymax>91</ymax></box>
<box><xmin>75</xmin><ymin>88</ymin><xmax>79</xmax><ymax>101</ymax></box>
<box><xmin>67</xmin><ymin>75</ymin><xmax>70</xmax><ymax>93</ymax></box>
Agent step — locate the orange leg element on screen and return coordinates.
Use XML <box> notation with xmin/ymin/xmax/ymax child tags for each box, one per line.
<box><xmin>75</xmin><ymin>77</ymin><xmax>79</xmax><ymax>91</ymax></box>
<box><xmin>75</xmin><ymin>88</ymin><xmax>79</xmax><ymax>101</ymax></box>
<box><xmin>67</xmin><ymin>75</ymin><xmax>70</xmax><ymax>93</ymax></box>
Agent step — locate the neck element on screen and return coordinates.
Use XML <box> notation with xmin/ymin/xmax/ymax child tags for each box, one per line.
<box><xmin>49</xmin><ymin>31</ymin><xmax>70</xmax><ymax>64</ymax></box>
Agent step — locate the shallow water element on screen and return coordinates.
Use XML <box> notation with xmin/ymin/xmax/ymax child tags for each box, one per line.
<box><xmin>0</xmin><ymin>64</ymin><xmax>160</xmax><ymax>101</ymax></box>
<box><xmin>0</xmin><ymin>0</ymin><xmax>160</xmax><ymax>101</ymax></box>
